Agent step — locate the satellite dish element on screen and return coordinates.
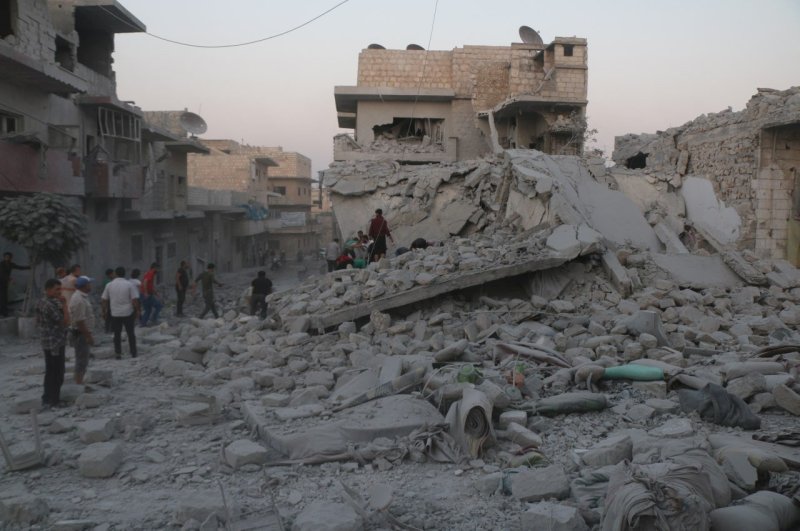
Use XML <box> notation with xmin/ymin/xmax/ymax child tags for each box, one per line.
<box><xmin>406</xmin><ymin>43</ymin><xmax>425</xmax><ymax>50</ymax></box>
<box><xmin>519</xmin><ymin>26</ymin><xmax>543</xmax><ymax>45</ymax></box>
<box><xmin>179</xmin><ymin>112</ymin><xmax>207</xmax><ymax>135</ymax></box>
<box><xmin>367</xmin><ymin>43</ymin><xmax>386</xmax><ymax>50</ymax></box>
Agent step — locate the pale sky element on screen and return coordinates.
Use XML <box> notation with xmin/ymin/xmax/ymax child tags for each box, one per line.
<box><xmin>113</xmin><ymin>0</ymin><xmax>800</xmax><ymax>176</ymax></box>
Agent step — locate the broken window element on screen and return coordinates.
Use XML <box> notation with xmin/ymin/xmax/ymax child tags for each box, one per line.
<box><xmin>625</xmin><ymin>152</ymin><xmax>648</xmax><ymax>169</ymax></box>
<box><xmin>55</xmin><ymin>35</ymin><xmax>74</xmax><ymax>71</ymax></box>
<box><xmin>0</xmin><ymin>0</ymin><xmax>15</xmax><ymax>38</ymax></box>
<box><xmin>372</xmin><ymin>118</ymin><xmax>445</xmax><ymax>147</ymax></box>
<box><xmin>98</xmin><ymin>108</ymin><xmax>141</xmax><ymax>163</ymax></box>
<box><xmin>76</xmin><ymin>29</ymin><xmax>113</xmax><ymax>77</ymax></box>
<box><xmin>563</xmin><ymin>44</ymin><xmax>574</xmax><ymax>57</ymax></box>
<box><xmin>0</xmin><ymin>111</ymin><xmax>21</xmax><ymax>134</ymax></box>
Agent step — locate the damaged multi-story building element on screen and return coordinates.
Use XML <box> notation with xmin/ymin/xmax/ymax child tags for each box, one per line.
<box><xmin>333</xmin><ymin>31</ymin><xmax>588</xmax><ymax>163</ymax></box>
<box><xmin>187</xmin><ymin>141</ymin><xmax>319</xmax><ymax>266</ymax></box>
<box><xmin>612</xmin><ymin>87</ymin><xmax>800</xmax><ymax>265</ymax></box>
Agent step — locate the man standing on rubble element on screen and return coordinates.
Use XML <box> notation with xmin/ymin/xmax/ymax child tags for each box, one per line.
<box><xmin>195</xmin><ymin>263</ymin><xmax>222</xmax><ymax>319</ymax></box>
<box><xmin>325</xmin><ymin>238</ymin><xmax>341</xmax><ymax>273</ymax></box>
<box><xmin>101</xmin><ymin>266</ymin><xmax>140</xmax><ymax>359</ymax></box>
<box><xmin>139</xmin><ymin>262</ymin><xmax>162</xmax><ymax>327</ymax></box>
<box><xmin>174</xmin><ymin>260</ymin><xmax>190</xmax><ymax>317</ymax></box>
<box><xmin>368</xmin><ymin>208</ymin><xmax>394</xmax><ymax>262</ymax></box>
<box><xmin>249</xmin><ymin>270</ymin><xmax>272</xmax><ymax>319</ymax></box>
<box><xmin>69</xmin><ymin>276</ymin><xmax>95</xmax><ymax>385</ymax></box>
<box><xmin>36</xmin><ymin>278</ymin><xmax>69</xmax><ymax>408</ymax></box>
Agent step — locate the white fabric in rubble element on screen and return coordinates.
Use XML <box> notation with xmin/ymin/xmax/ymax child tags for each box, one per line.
<box><xmin>601</xmin><ymin>461</ymin><xmax>716</xmax><ymax>531</ymax></box>
<box><xmin>710</xmin><ymin>491</ymin><xmax>800</xmax><ymax>531</ymax></box>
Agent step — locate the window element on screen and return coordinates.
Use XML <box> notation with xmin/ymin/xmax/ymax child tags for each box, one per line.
<box><xmin>563</xmin><ymin>44</ymin><xmax>574</xmax><ymax>57</ymax></box>
<box><xmin>0</xmin><ymin>111</ymin><xmax>21</xmax><ymax>134</ymax></box>
<box><xmin>0</xmin><ymin>0</ymin><xmax>15</xmax><ymax>38</ymax></box>
<box><xmin>131</xmin><ymin>235</ymin><xmax>143</xmax><ymax>262</ymax></box>
<box><xmin>297</xmin><ymin>186</ymin><xmax>302</xmax><ymax>196</ymax></box>
<box><xmin>55</xmin><ymin>36</ymin><xmax>74</xmax><ymax>71</ymax></box>
<box><xmin>273</xmin><ymin>186</ymin><xmax>286</xmax><ymax>195</ymax></box>
<box><xmin>98</xmin><ymin>108</ymin><xmax>141</xmax><ymax>164</ymax></box>
<box><xmin>167</xmin><ymin>242</ymin><xmax>176</xmax><ymax>259</ymax></box>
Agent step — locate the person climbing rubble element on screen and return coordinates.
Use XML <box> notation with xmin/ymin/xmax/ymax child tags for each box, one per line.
<box><xmin>194</xmin><ymin>263</ymin><xmax>222</xmax><ymax>319</ymax></box>
<box><xmin>368</xmin><ymin>208</ymin><xmax>394</xmax><ymax>262</ymax></box>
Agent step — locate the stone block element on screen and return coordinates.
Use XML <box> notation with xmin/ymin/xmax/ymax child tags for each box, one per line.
<box><xmin>78</xmin><ymin>442</ymin><xmax>123</xmax><ymax>478</ymax></box>
<box><xmin>726</xmin><ymin>372</ymin><xmax>767</xmax><ymax>400</ymax></box>
<box><xmin>75</xmin><ymin>393</ymin><xmax>106</xmax><ymax>409</ymax></box>
<box><xmin>0</xmin><ymin>494</ymin><xmax>49</xmax><ymax>526</ymax></box>
<box><xmin>581</xmin><ymin>434</ymin><xmax>632</xmax><ymax>466</ymax></box>
<box><xmin>292</xmin><ymin>500</ymin><xmax>364</xmax><ymax>531</ymax></box>
<box><xmin>174</xmin><ymin>349</ymin><xmax>204</xmax><ymax>365</ymax></box>
<box><xmin>498</xmin><ymin>410</ymin><xmax>527</xmax><ymax>429</ymax></box>
<box><xmin>648</xmin><ymin>418</ymin><xmax>693</xmax><ymax>438</ymax></box>
<box><xmin>85</xmin><ymin>369</ymin><xmax>113</xmax><ymax>386</ymax></box>
<box><xmin>261</xmin><ymin>393</ymin><xmax>290</xmax><ymax>407</ymax></box>
<box><xmin>510</xmin><ymin>465</ymin><xmax>570</xmax><ymax>502</ymax></box>
<box><xmin>304</xmin><ymin>371</ymin><xmax>334</xmax><ymax>389</ymax></box>
<box><xmin>645</xmin><ymin>398</ymin><xmax>679</xmax><ymax>414</ymax></box>
<box><xmin>520</xmin><ymin>502</ymin><xmax>588</xmax><ymax>531</ymax></box>
<box><xmin>773</xmin><ymin>384</ymin><xmax>800</xmax><ymax>415</ymax></box>
<box><xmin>626</xmin><ymin>404</ymin><xmax>655</xmax><ymax>422</ymax></box>
<box><xmin>77</xmin><ymin>418</ymin><xmax>115</xmax><ymax>443</ymax></box>
<box><xmin>503</xmin><ymin>423</ymin><xmax>542</xmax><ymax>447</ymax></box>
<box><xmin>13</xmin><ymin>396</ymin><xmax>40</xmax><ymax>414</ymax></box>
<box><xmin>223</xmin><ymin>439</ymin><xmax>269</xmax><ymax>469</ymax></box>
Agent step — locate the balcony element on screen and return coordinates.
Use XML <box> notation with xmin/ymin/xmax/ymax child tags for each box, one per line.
<box><xmin>84</xmin><ymin>161</ymin><xmax>143</xmax><ymax>199</ymax></box>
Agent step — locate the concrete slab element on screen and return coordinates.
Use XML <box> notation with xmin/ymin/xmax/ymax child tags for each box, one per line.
<box><xmin>681</xmin><ymin>176</ymin><xmax>740</xmax><ymax>245</ymax></box>
<box><xmin>652</xmin><ymin>253</ymin><xmax>742</xmax><ymax>289</ymax></box>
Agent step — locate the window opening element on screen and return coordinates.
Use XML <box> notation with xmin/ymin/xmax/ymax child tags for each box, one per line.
<box><xmin>563</xmin><ymin>44</ymin><xmax>574</xmax><ymax>57</ymax></box>
<box><xmin>55</xmin><ymin>36</ymin><xmax>74</xmax><ymax>71</ymax></box>
<box><xmin>625</xmin><ymin>152</ymin><xmax>648</xmax><ymax>169</ymax></box>
<box><xmin>0</xmin><ymin>0</ymin><xmax>15</xmax><ymax>38</ymax></box>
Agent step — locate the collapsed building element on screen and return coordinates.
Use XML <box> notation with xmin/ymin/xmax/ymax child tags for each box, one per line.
<box><xmin>613</xmin><ymin>87</ymin><xmax>800</xmax><ymax>264</ymax></box>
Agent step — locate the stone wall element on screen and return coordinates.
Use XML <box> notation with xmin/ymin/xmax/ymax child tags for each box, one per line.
<box><xmin>612</xmin><ymin>87</ymin><xmax>800</xmax><ymax>259</ymax></box>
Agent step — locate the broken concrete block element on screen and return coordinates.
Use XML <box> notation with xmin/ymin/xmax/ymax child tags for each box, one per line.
<box><xmin>645</xmin><ymin>398</ymin><xmax>679</xmax><ymax>414</ymax></box>
<box><xmin>78</xmin><ymin>442</ymin><xmax>123</xmax><ymax>478</ymax></box>
<box><xmin>223</xmin><ymin>440</ymin><xmax>269</xmax><ymax>469</ymax></box>
<box><xmin>726</xmin><ymin>372</ymin><xmax>767</xmax><ymax>400</ymax></box>
<box><xmin>77</xmin><ymin>418</ymin><xmax>115</xmax><ymax>443</ymax></box>
<box><xmin>292</xmin><ymin>500</ymin><xmax>363</xmax><ymax>531</ymax></box>
<box><xmin>503</xmin><ymin>423</ymin><xmax>542</xmax><ymax>448</ymax></box>
<box><xmin>581</xmin><ymin>435</ymin><xmax>632</xmax><ymax>466</ymax></box>
<box><xmin>49</xmin><ymin>418</ymin><xmax>75</xmax><ymax>434</ymax></box>
<box><xmin>0</xmin><ymin>494</ymin><xmax>49</xmax><ymax>526</ymax></box>
<box><xmin>288</xmin><ymin>389</ymin><xmax>320</xmax><ymax>407</ymax></box>
<box><xmin>12</xmin><ymin>396</ymin><xmax>41</xmax><ymax>415</ymax></box>
<box><xmin>75</xmin><ymin>393</ymin><xmax>106</xmax><ymax>410</ymax></box>
<box><xmin>520</xmin><ymin>502</ymin><xmax>588</xmax><ymax>531</ymax></box>
<box><xmin>174</xmin><ymin>349</ymin><xmax>204</xmax><ymax>365</ymax></box>
<box><xmin>632</xmin><ymin>381</ymin><xmax>667</xmax><ymax>399</ymax></box>
<box><xmin>304</xmin><ymin>371</ymin><xmax>334</xmax><ymax>389</ymax></box>
<box><xmin>175</xmin><ymin>402</ymin><xmax>215</xmax><ymax>426</ymax></box>
<box><xmin>261</xmin><ymin>393</ymin><xmax>290</xmax><ymax>407</ymax></box>
<box><xmin>648</xmin><ymin>418</ymin><xmax>694</xmax><ymax>438</ymax></box>
<box><xmin>773</xmin><ymin>384</ymin><xmax>800</xmax><ymax>415</ymax></box>
<box><xmin>510</xmin><ymin>465</ymin><xmax>570</xmax><ymax>502</ymax></box>
<box><xmin>273</xmin><ymin>404</ymin><xmax>324</xmax><ymax>421</ymax></box>
<box><xmin>546</xmin><ymin>225</ymin><xmax>581</xmax><ymax>258</ymax></box>
<box><xmin>175</xmin><ymin>492</ymin><xmax>238</xmax><ymax>525</ymax></box>
<box><xmin>474</xmin><ymin>472</ymin><xmax>503</xmax><ymax>495</ymax></box>
<box><xmin>498</xmin><ymin>410</ymin><xmax>527</xmax><ymax>429</ymax></box>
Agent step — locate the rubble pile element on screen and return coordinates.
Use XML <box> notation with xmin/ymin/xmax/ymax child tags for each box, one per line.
<box><xmin>2</xmin><ymin>149</ymin><xmax>800</xmax><ymax>530</ymax></box>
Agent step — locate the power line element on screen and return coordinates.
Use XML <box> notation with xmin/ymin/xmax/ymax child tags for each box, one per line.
<box><xmin>99</xmin><ymin>0</ymin><xmax>350</xmax><ymax>49</ymax></box>
<box><xmin>406</xmin><ymin>0</ymin><xmax>440</xmax><ymax>137</ymax></box>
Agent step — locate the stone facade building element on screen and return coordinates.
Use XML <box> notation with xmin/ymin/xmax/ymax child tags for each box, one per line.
<box><xmin>333</xmin><ymin>35</ymin><xmax>588</xmax><ymax>163</ymax></box>
<box><xmin>613</xmin><ymin>87</ymin><xmax>800</xmax><ymax>264</ymax></box>
<box><xmin>188</xmin><ymin>141</ymin><xmax>319</xmax><ymax>265</ymax></box>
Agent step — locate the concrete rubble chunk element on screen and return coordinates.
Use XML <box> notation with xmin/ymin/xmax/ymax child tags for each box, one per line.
<box><xmin>223</xmin><ymin>439</ymin><xmax>269</xmax><ymax>469</ymax></box>
<box><xmin>77</xmin><ymin>418</ymin><xmax>115</xmax><ymax>444</ymax></box>
<box><xmin>292</xmin><ymin>500</ymin><xmax>364</xmax><ymax>531</ymax></box>
<box><xmin>773</xmin><ymin>384</ymin><xmax>800</xmax><ymax>415</ymax></box>
<box><xmin>498</xmin><ymin>410</ymin><xmax>527</xmax><ymax>429</ymax></box>
<box><xmin>175</xmin><ymin>492</ymin><xmax>239</xmax><ymax>525</ymax></box>
<box><xmin>581</xmin><ymin>434</ymin><xmax>632</xmax><ymax>466</ymax></box>
<box><xmin>520</xmin><ymin>502</ymin><xmax>588</xmax><ymax>531</ymax></box>
<box><xmin>78</xmin><ymin>442</ymin><xmax>123</xmax><ymax>478</ymax></box>
<box><xmin>0</xmin><ymin>494</ymin><xmax>49</xmax><ymax>526</ymax></box>
<box><xmin>511</xmin><ymin>465</ymin><xmax>571</xmax><ymax>502</ymax></box>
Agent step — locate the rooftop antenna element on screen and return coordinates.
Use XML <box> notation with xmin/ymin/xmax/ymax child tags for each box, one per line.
<box><xmin>519</xmin><ymin>25</ymin><xmax>544</xmax><ymax>45</ymax></box>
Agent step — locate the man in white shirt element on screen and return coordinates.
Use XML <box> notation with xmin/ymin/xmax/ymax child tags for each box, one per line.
<box><xmin>325</xmin><ymin>239</ymin><xmax>341</xmax><ymax>273</ymax></box>
<box><xmin>101</xmin><ymin>266</ymin><xmax>140</xmax><ymax>359</ymax></box>
<box><xmin>69</xmin><ymin>276</ymin><xmax>95</xmax><ymax>384</ymax></box>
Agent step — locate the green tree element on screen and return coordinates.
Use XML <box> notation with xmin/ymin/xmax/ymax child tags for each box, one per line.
<box><xmin>0</xmin><ymin>193</ymin><xmax>88</xmax><ymax>313</ymax></box>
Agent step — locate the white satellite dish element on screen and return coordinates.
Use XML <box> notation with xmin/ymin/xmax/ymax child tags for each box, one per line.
<box><xmin>179</xmin><ymin>112</ymin><xmax>207</xmax><ymax>135</ymax></box>
<box><xmin>519</xmin><ymin>26</ymin><xmax>544</xmax><ymax>45</ymax></box>
<box><xmin>406</xmin><ymin>43</ymin><xmax>425</xmax><ymax>50</ymax></box>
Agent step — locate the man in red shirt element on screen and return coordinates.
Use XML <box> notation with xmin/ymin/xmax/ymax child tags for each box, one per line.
<box><xmin>368</xmin><ymin>208</ymin><xmax>394</xmax><ymax>261</ymax></box>
<box><xmin>140</xmin><ymin>262</ymin><xmax>163</xmax><ymax>326</ymax></box>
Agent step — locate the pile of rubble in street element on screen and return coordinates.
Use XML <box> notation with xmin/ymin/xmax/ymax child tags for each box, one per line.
<box><xmin>2</xmin><ymin>147</ymin><xmax>800</xmax><ymax>530</ymax></box>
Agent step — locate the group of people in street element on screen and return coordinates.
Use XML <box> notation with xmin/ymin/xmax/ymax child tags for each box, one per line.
<box><xmin>26</xmin><ymin>258</ymin><xmax>228</xmax><ymax>409</ymax></box>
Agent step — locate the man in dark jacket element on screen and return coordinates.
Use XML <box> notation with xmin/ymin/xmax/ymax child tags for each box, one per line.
<box><xmin>249</xmin><ymin>270</ymin><xmax>273</xmax><ymax>319</ymax></box>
